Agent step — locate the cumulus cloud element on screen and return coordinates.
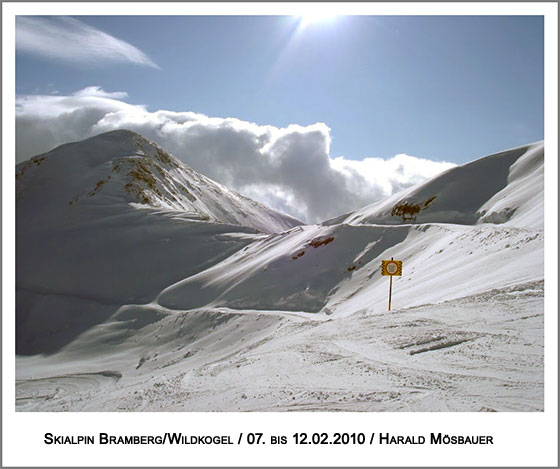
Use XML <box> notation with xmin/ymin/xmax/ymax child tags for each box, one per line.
<box><xmin>15</xmin><ymin>91</ymin><xmax>144</xmax><ymax>161</ymax></box>
<box><xmin>16</xmin><ymin>16</ymin><xmax>159</xmax><ymax>69</ymax></box>
<box><xmin>15</xmin><ymin>87</ymin><xmax>456</xmax><ymax>223</ymax></box>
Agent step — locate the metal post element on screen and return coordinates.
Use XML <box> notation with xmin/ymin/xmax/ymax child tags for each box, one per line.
<box><xmin>388</xmin><ymin>257</ymin><xmax>394</xmax><ymax>311</ymax></box>
<box><xmin>388</xmin><ymin>274</ymin><xmax>393</xmax><ymax>311</ymax></box>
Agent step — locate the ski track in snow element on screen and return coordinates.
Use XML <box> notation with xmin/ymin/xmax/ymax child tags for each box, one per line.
<box><xmin>16</xmin><ymin>281</ymin><xmax>543</xmax><ymax>412</ymax></box>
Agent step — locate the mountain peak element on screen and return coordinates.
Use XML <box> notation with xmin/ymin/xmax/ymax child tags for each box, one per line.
<box><xmin>16</xmin><ymin>130</ymin><xmax>302</xmax><ymax>233</ymax></box>
<box><xmin>84</xmin><ymin>128</ymin><xmax>143</xmax><ymax>141</ymax></box>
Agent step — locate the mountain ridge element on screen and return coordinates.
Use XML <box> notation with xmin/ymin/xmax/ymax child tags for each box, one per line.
<box><xmin>16</xmin><ymin>129</ymin><xmax>302</xmax><ymax>233</ymax></box>
<box><xmin>323</xmin><ymin>141</ymin><xmax>543</xmax><ymax>229</ymax></box>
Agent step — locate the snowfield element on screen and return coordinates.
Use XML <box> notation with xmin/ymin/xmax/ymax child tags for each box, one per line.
<box><xmin>16</xmin><ymin>131</ymin><xmax>544</xmax><ymax>411</ymax></box>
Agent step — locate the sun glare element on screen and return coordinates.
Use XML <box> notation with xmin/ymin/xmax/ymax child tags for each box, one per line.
<box><xmin>299</xmin><ymin>14</ymin><xmax>338</xmax><ymax>27</ymax></box>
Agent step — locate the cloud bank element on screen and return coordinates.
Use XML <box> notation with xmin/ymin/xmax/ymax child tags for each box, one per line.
<box><xmin>16</xmin><ymin>87</ymin><xmax>455</xmax><ymax>223</ymax></box>
<box><xmin>16</xmin><ymin>17</ymin><xmax>159</xmax><ymax>69</ymax></box>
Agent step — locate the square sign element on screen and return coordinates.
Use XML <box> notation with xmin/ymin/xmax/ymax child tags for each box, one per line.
<box><xmin>381</xmin><ymin>259</ymin><xmax>402</xmax><ymax>276</ymax></box>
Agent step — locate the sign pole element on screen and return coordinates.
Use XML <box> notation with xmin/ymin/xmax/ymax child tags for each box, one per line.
<box><xmin>388</xmin><ymin>256</ymin><xmax>394</xmax><ymax>311</ymax></box>
<box><xmin>388</xmin><ymin>274</ymin><xmax>393</xmax><ymax>311</ymax></box>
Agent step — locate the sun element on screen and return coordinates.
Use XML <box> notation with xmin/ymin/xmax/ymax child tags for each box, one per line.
<box><xmin>298</xmin><ymin>14</ymin><xmax>338</xmax><ymax>27</ymax></box>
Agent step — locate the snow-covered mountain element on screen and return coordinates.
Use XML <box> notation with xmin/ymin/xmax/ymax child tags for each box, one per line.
<box><xmin>16</xmin><ymin>135</ymin><xmax>544</xmax><ymax>412</ymax></box>
<box><xmin>157</xmin><ymin>141</ymin><xmax>543</xmax><ymax>314</ymax></box>
<box><xmin>16</xmin><ymin>130</ymin><xmax>300</xmax><ymax>353</ymax></box>
<box><xmin>16</xmin><ymin>129</ymin><xmax>301</xmax><ymax>232</ymax></box>
<box><xmin>324</xmin><ymin>141</ymin><xmax>544</xmax><ymax>229</ymax></box>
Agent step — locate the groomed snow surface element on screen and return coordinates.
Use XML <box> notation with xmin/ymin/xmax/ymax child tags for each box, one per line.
<box><xmin>16</xmin><ymin>132</ymin><xmax>544</xmax><ymax>411</ymax></box>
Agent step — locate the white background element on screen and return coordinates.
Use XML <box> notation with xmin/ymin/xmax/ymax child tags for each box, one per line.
<box><xmin>3</xmin><ymin>2</ymin><xmax>558</xmax><ymax>467</ymax></box>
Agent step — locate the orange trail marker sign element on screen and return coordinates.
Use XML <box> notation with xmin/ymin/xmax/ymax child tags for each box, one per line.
<box><xmin>381</xmin><ymin>258</ymin><xmax>402</xmax><ymax>311</ymax></box>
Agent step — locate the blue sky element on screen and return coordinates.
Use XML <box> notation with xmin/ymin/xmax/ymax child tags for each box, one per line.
<box><xmin>16</xmin><ymin>15</ymin><xmax>543</xmax><ymax>164</ymax></box>
<box><xmin>14</xmin><ymin>14</ymin><xmax>545</xmax><ymax>222</ymax></box>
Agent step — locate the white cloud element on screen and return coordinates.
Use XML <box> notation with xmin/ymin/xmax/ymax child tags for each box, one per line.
<box><xmin>15</xmin><ymin>87</ymin><xmax>456</xmax><ymax>223</ymax></box>
<box><xmin>72</xmin><ymin>86</ymin><xmax>128</xmax><ymax>99</ymax></box>
<box><xmin>16</xmin><ymin>16</ymin><xmax>159</xmax><ymax>69</ymax></box>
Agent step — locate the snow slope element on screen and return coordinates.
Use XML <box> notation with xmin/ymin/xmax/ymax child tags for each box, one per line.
<box><xmin>16</xmin><ymin>135</ymin><xmax>544</xmax><ymax>412</ymax></box>
<box><xmin>16</xmin><ymin>130</ymin><xmax>300</xmax><ymax>354</ymax></box>
<box><xmin>324</xmin><ymin>141</ymin><xmax>544</xmax><ymax>229</ymax></box>
<box><xmin>155</xmin><ymin>142</ymin><xmax>543</xmax><ymax>315</ymax></box>
<box><xmin>155</xmin><ymin>221</ymin><xmax>542</xmax><ymax>316</ymax></box>
<box><xmin>17</xmin><ymin>281</ymin><xmax>543</xmax><ymax>412</ymax></box>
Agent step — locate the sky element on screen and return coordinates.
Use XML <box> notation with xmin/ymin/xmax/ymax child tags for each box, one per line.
<box><xmin>15</xmin><ymin>14</ymin><xmax>544</xmax><ymax>222</ymax></box>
